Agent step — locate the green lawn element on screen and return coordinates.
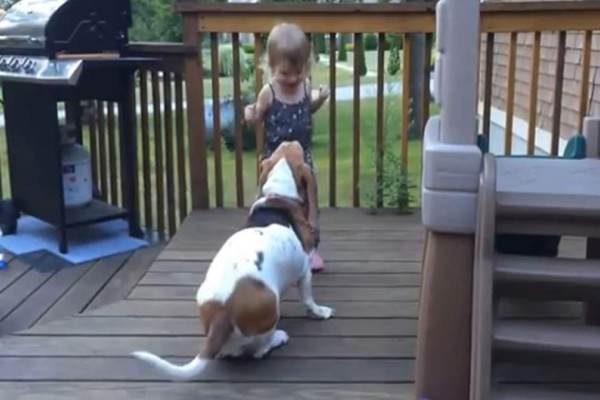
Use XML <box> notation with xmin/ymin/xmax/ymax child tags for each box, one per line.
<box><xmin>341</xmin><ymin>50</ymin><xmax>394</xmax><ymax>76</ymax></box>
<box><xmin>204</xmin><ymin>96</ymin><xmax>437</xmax><ymax>208</ymax></box>
<box><xmin>201</xmin><ymin>59</ymin><xmax>371</xmax><ymax>99</ymax></box>
<box><xmin>136</xmin><ymin>50</ymin><xmax>400</xmax><ymax>102</ymax></box>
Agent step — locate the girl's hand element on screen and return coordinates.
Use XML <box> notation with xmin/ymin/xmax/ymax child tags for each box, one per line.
<box><xmin>311</xmin><ymin>86</ymin><xmax>330</xmax><ymax>103</ymax></box>
<box><xmin>244</xmin><ymin>104</ymin><xmax>257</xmax><ymax>123</ymax></box>
<box><xmin>318</xmin><ymin>86</ymin><xmax>330</xmax><ymax>101</ymax></box>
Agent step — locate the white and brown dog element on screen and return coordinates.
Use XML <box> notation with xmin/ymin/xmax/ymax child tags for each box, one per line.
<box><xmin>130</xmin><ymin>155</ymin><xmax>334</xmax><ymax>381</ymax></box>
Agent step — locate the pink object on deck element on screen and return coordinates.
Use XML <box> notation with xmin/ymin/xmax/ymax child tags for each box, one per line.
<box><xmin>309</xmin><ymin>249</ymin><xmax>325</xmax><ymax>272</ymax></box>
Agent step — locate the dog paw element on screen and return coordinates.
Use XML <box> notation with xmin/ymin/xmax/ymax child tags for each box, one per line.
<box><xmin>271</xmin><ymin>329</ymin><xmax>290</xmax><ymax>347</ymax></box>
<box><xmin>307</xmin><ymin>305</ymin><xmax>335</xmax><ymax>320</ymax></box>
<box><xmin>252</xmin><ymin>330</ymin><xmax>290</xmax><ymax>359</ymax></box>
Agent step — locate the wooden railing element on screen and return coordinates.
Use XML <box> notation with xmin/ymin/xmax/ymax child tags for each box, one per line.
<box><xmin>479</xmin><ymin>2</ymin><xmax>600</xmax><ymax>156</ymax></box>
<box><xmin>88</xmin><ymin>43</ymin><xmax>197</xmax><ymax>238</ymax></box>
<box><xmin>179</xmin><ymin>2</ymin><xmax>436</xmax><ymax>211</ymax></box>
<box><xmin>177</xmin><ymin>1</ymin><xmax>600</xmax><ymax>213</ymax></box>
<box><xmin>0</xmin><ymin>43</ymin><xmax>196</xmax><ymax>240</ymax></box>
<box><xmin>1</xmin><ymin>2</ymin><xmax>599</xmax><ymax>240</ymax></box>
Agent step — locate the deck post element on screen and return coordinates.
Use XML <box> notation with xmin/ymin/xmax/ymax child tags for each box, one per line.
<box><xmin>417</xmin><ymin>0</ymin><xmax>481</xmax><ymax>399</ymax></box>
<box><xmin>181</xmin><ymin>12</ymin><xmax>209</xmax><ymax>209</ymax></box>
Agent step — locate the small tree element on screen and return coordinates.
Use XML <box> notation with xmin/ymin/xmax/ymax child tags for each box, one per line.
<box><xmin>338</xmin><ymin>35</ymin><xmax>348</xmax><ymax>62</ymax></box>
<box><xmin>357</xmin><ymin>40</ymin><xmax>368</xmax><ymax>76</ymax></box>
<box><xmin>387</xmin><ymin>43</ymin><xmax>401</xmax><ymax>76</ymax></box>
<box><xmin>361</xmin><ymin>79</ymin><xmax>416</xmax><ymax>214</ymax></box>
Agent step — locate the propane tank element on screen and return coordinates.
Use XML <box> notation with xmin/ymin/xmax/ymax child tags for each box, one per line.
<box><xmin>60</xmin><ymin>124</ymin><xmax>93</xmax><ymax>208</ymax></box>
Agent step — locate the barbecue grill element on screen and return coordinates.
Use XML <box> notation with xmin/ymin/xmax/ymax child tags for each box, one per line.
<box><xmin>0</xmin><ymin>0</ymin><xmax>155</xmax><ymax>253</ymax></box>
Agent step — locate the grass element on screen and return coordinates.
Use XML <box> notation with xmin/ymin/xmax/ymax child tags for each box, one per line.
<box><xmin>135</xmin><ymin>50</ymin><xmax>402</xmax><ymax>103</ymax></box>
<box><xmin>201</xmin><ymin>60</ymin><xmax>363</xmax><ymax>100</ymax></box>
<box><xmin>341</xmin><ymin>50</ymin><xmax>394</xmax><ymax>76</ymax></box>
<box><xmin>204</xmin><ymin>96</ymin><xmax>438</xmax><ymax>208</ymax></box>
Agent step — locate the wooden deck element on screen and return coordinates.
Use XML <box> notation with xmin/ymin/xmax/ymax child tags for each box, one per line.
<box><xmin>0</xmin><ymin>209</ymin><xmax>593</xmax><ymax>399</ymax></box>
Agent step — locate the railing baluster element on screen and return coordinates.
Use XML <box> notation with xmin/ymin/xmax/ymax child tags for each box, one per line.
<box><xmin>87</xmin><ymin>101</ymin><xmax>99</xmax><ymax>198</ymax></box>
<box><xmin>527</xmin><ymin>31</ymin><xmax>541</xmax><ymax>155</ymax></box>
<box><xmin>151</xmin><ymin>70</ymin><xmax>165</xmax><ymax>236</ymax></box>
<box><xmin>352</xmin><ymin>32</ymin><xmax>362</xmax><ymax>207</ymax></box>
<box><xmin>232</xmin><ymin>33</ymin><xmax>244</xmax><ymax>207</ymax></box>
<box><xmin>107</xmin><ymin>102</ymin><xmax>119</xmax><ymax>205</ymax></box>
<box><xmin>139</xmin><ymin>70</ymin><xmax>153</xmax><ymax>232</ymax></box>
<box><xmin>579</xmin><ymin>30</ymin><xmax>593</xmax><ymax>133</ymax></box>
<box><xmin>401</xmin><ymin>33</ymin><xmax>411</xmax><ymax>172</ymax></box>
<box><xmin>482</xmin><ymin>33</ymin><xmax>495</xmax><ymax>138</ymax></box>
<box><xmin>421</xmin><ymin>32</ymin><xmax>433</xmax><ymax>135</ymax></box>
<box><xmin>174</xmin><ymin>72</ymin><xmax>188</xmax><ymax>223</ymax></box>
<box><xmin>504</xmin><ymin>32</ymin><xmax>517</xmax><ymax>155</ymax></box>
<box><xmin>96</xmin><ymin>101</ymin><xmax>108</xmax><ymax>200</ymax></box>
<box><xmin>551</xmin><ymin>31</ymin><xmax>567</xmax><ymax>156</ymax></box>
<box><xmin>163</xmin><ymin>71</ymin><xmax>176</xmax><ymax>236</ymax></box>
<box><xmin>253</xmin><ymin>32</ymin><xmax>264</xmax><ymax>182</ymax></box>
<box><xmin>210</xmin><ymin>32</ymin><xmax>223</xmax><ymax>208</ymax></box>
<box><xmin>328</xmin><ymin>32</ymin><xmax>337</xmax><ymax>208</ymax></box>
<box><xmin>375</xmin><ymin>33</ymin><xmax>385</xmax><ymax>209</ymax></box>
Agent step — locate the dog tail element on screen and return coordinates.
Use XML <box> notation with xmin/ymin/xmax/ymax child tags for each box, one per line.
<box><xmin>131</xmin><ymin>351</ymin><xmax>209</xmax><ymax>381</ymax></box>
<box><xmin>131</xmin><ymin>307</ymin><xmax>233</xmax><ymax>381</ymax></box>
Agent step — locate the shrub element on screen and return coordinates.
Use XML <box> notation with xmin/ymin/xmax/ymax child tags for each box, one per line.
<box><xmin>217</xmin><ymin>44</ymin><xmax>253</xmax><ymax>82</ymax></box>
<box><xmin>338</xmin><ymin>36</ymin><xmax>348</xmax><ymax>62</ymax></box>
<box><xmin>242</xmin><ymin>43</ymin><xmax>255</xmax><ymax>54</ymax></box>
<box><xmin>345</xmin><ymin>43</ymin><xmax>354</xmax><ymax>52</ymax></box>
<box><xmin>387</xmin><ymin>44</ymin><xmax>401</xmax><ymax>76</ymax></box>
<box><xmin>362</xmin><ymin>80</ymin><xmax>416</xmax><ymax>213</ymax></box>
<box><xmin>364</xmin><ymin>33</ymin><xmax>378</xmax><ymax>51</ymax></box>
<box><xmin>386</xmin><ymin>33</ymin><xmax>403</xmax><ymax>50</ymax></box>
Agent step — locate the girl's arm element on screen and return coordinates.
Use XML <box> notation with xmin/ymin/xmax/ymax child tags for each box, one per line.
<box><xmin>244</xmin><ymin>84</ymin><xmax>273</xmax><ymax>125</ymax></box>
<box><xmin>309</xmin><ymin>82</ymin><xmax>330</xmax><ymax>114</ymax></box>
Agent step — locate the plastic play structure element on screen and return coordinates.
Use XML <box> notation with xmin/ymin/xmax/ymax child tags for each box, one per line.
<box><xmin>418</xmin><ymin>0</ymin><xmax>600</xmax><ymax>399</ymax></box>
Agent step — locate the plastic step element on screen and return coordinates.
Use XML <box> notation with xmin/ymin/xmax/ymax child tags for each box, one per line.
<box><xmin>495</xmin><ymin>158</ymin><xmax>600</xmax><ymax>221</ymax></box>
<box><xmin>496</xmin><ymin>214</ymin><xmax>600</xmax><ymax>237</ymax></box>
<box><xmin>494</xmin><ymin>320</ymin><xmax>600</xmax><ymax>368</ymax></box>
<box><xmin>495</xmin><ymin>254</ymin><xmax>600</xmax><ymax>301</ymax></box>
<box><xmin>492</xmin><ymin>385</ymin><xmax>600</xmax><ymax>400</ymax></box>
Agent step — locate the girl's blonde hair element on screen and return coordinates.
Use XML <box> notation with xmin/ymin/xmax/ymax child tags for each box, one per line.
<box><xmin>262</xmin><ymin>22</ymin><xmax>312</xmax><ymax>78</ymax></box>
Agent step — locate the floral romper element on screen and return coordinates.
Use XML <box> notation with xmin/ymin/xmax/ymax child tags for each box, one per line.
<box><xmin>261</xmin><ymin>82</ymin><xmax>320</xmax><ymax>247</ymax></box>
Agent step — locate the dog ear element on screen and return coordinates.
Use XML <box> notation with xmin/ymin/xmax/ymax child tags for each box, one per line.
<box><xmin>198</xmin><ymin>301</ymin><xmax>233</xmax><ymax>359</ymax></box>
<box><xmin>257</xmin><ymin>159</ymin><xmax>273</xmax><ymax>194</ymax></box>
<box><xmin>300</xmin><ymin>164</ymin><xmax>318</xmax><ymax>228</ymax></box>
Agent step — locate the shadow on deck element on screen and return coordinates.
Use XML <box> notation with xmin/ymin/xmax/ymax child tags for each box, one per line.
<box><xmin>0</xmin><ymin>209</ymin><xmax>592</xmax><ymax>399</ymax></box>
<box><xmin>0</xmin><ymin>244</ymin><xmax>164</xmax><ymax>336</ymax></box>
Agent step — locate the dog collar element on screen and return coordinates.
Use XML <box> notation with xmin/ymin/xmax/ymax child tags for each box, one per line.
<box><xmin>265</xmin><ymin>193</ymin><xmax>304</xmax><ymax>204</ymax></box>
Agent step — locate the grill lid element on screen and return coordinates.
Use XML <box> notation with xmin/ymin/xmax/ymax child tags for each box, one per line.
<box><xmin>0</xmin><ymin>0</ymin><xmax>132</xmax><ymax>57</ymax></box>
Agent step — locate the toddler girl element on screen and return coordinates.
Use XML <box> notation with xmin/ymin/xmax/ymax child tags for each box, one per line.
<box><xmin>244</xmin><ymin>22</ymin><xmax>329</xmax><ymax>271</ymax></box>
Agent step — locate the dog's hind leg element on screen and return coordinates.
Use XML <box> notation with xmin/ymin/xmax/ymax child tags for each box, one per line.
<box><xmin>297</xmin><ymin>267</ymin><xmax>335</xmax><ymax>320</ymax></box>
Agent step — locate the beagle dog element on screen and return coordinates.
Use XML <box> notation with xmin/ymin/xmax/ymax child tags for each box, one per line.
<box><xmin>131</xmin><ymin>156</ymin><xmax>334</xmax><ymax>381</ymax></box>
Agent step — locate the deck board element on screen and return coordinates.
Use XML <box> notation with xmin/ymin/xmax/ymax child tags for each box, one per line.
<box><xmin>0</xmin><ymin>382</ymin><xmax>411</xmax><ymax>400</ymax></box>
<box><xmin>0</xmin><ymin>208</ymin><xmax>595</xmax><ymax>398</ymax></box>
<box><xmin>0</xmin><ymin>254</ymin><xmax>30</xmax><ymax>292</ymax></box>
<box><xmin>127</xmin><ymin>284</ymin><xmax>420</xmax><ymax>301</ymax></box>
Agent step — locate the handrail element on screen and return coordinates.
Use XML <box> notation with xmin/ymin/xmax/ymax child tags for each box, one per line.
<box><xmin>177</xmin><ymin>1</ymin><xmax>600</xmax><ymax>13</ymax></box>
<box><xmin>176</xmin><ymin>1</ymin><xmax>600</xmax><ymax>33</ymax></box>
<box><xmin>470</xmin><ymin>153</ymin><xmax>497</xmax><ymax>400</ymax></box>
<box><xmin>127</xmin><ymin>42</ymin><xmax>198</xmax><ymax>56</ymax></box>
<box><xmin>176</xmin><ymin>2</ymin><xmax>436</xmax><ymax>13</ymax></box>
